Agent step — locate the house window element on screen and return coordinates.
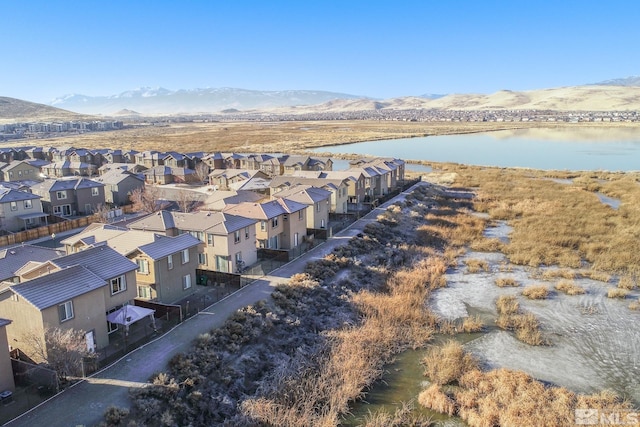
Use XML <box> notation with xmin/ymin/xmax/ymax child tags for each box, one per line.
<box><xmin>299</xmin><ymin>210</ymin><xmax>304</xmax><ymax>220</ymax></box>
<box><xmin>167</xmin><ymin>254</ymin><xmax>173</xmax><ymax>270</ymax></box>
<box><xmin>138</xmin><ymin>285</ymin><xmax>152</xmax><ymax>299</ymax></box>
<box><xmin>110</xmin><ymin>275</ymin><xmax>126</xmax><ymax>295</ymax></box>
<box><xmin>91</xmin><ymin>187</ymin><xmax>99</xmax><ymax>196</ymax></box>
<box><xmin>182</xmin><ymin>274</ymin><xmax>192</xmax><ymax>290</ymax></box>
<box><xmin>260</xmin><ymin>221</ymin><xmax>266</xmax><ymax>231</ymax></box>
<box><xmin>234</xmin><ymin>230</ymin><xmax>241</xmax><ymax>243</ymax></box>
<box><xmin>136</xmin><ymin>259</ymin><xmax>149</xmax><ymax>274</ymax></box>
<box><xmin>198</xmin><ymin>253</ymin><xmax>207</xmax><ymax>264</ymax></box>
<box><xmin>189</xmin><ymin>231</ymin><xmax>205</xmax><ymax>241</ymax></box>
<box><xmin>56</xmin><ymin>191</ymin><xmax>67</xmax><ymax>200</ymax></box>
<box><xmin>9</xmin><ymin>201</ymin><xmax>17</xmax><ymax>211</ymax></box>
<box><xmin>272</xmin><ymin>217</ymin><xmax>278</xmax><ymax>228</ymax></box>
<box><xmin>106</xmin><ymin>306</ymin><xmax>121</xmax><ymax>333</ymax></box>
<box><xmin>207</xmin><ymin>233</ymin><xmax>214</xmax><ymax>245</ymax></box>
<box><xmin>245</xmin><ymin>227</ymin><xmax>250</xmax><ymax>239</ymax></box>
<box><xmin>316</xmin><ymin>202</ymin><xmax>320</xmax><ymax>212</ymax></box>
<box><xmin>181</xmin><ymin>249</ymin><xmax>189</xmax><ymax>264</ymax></box>
<box><xmin>59</xmin><ymin>301</ymin><xmax>74</xmax><ymax>322</ymax></box>
<box><xmin>24</xmin><ymin>199</ymin><xmax>33</xmax><ymax>209</ymax></box>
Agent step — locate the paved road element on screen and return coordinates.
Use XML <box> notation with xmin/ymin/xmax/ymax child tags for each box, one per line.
<box><xmin>5</xmin><ymin>183</ymin><xmax>427</xmax><ymax>427</ymax></box>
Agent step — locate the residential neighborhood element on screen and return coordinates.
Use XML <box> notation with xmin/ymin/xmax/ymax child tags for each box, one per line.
<box><xmin>0</xmin><ymin>144</ymin><xmax>410</xmax><ymax>416</ymax></box>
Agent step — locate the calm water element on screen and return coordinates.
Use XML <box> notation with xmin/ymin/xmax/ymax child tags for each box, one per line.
<box><xmin>313</xmin><ymin>128</ymin><xmax>640</xmax><ymax>171</ymax></box>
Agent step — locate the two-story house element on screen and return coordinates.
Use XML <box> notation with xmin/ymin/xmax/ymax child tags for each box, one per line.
<box><xmin>93</xmin><ymin>169</ymin><xmax>145</xmax><ymax>206</ymax></box>
<box><xmin>129</xmin><ymin>233</ymin><xmax>201</xmax><ymax>304</ymax></box>
<box><xmin>0</xmin><ymin>246</ymin><xmax>138</xmax><ymax>360</ymax></box>
<box><xmin>31</xmin><ymin>178</ymin><xmax>106</xmax><ymax>217</ymax></box>
<box><xmin>126</xmin><ymin>211</ymin><xmax>258</xmax><ymax>274</ymax></box>
<box><xmin>0</xmin><ymin>160</ymin><xmax>43</xmax><ymax>182</ymax></box>
<box><xmin>224</xmin><ymin>198</ymin><xmax>307</xmax><ymax>251</ymax></box>
<box><xmin>0</xmin><ymin>319</ymin><xmax>14</xmax><ymax>392</ymax></box>
<box><xmin>269</xmin><ymin>175</ymin><xmax>350</xmax><ymax>214</ymax></box>
<box><xmin>271</xmin><ymin>185</ymin><xmax>331</xmax><ymax>231</ymax></box>
<box><xmin>0</xmin><ymin>244</ymin><xmax>64</xmax><ymax>283</ymax></box>
<box><xmin>0</xmin><ymin>186</ymin><xmax>47</xmax><ymax>232</ymax></box>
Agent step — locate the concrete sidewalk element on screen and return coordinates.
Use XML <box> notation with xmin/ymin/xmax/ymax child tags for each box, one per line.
<box><xmin>5</xmin><ymin>182</ymin><xmax>427</xmax><ymax>427</ymax></box>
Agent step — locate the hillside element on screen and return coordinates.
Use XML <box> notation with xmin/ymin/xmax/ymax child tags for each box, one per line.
<box><xmin>281</xmin><ymin>85</ymin><xmax>640</xmax><ymax>113</ymax></box>
<box><xmin>0</xmin><ymin>97</ymin><xmax>91</xmax><ymax>124</ymax></box>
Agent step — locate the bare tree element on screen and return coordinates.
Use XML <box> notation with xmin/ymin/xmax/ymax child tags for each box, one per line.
<box><xmin>194</xmin><ymin>161</ymin><xmax>210</xmax><ymax>184</ymax></box>
<box><xmin>23</xmin><ymin>327</ymin><xmax>95</xmax><ymax>381</ymax></box>
<box><xmin>176</xmin><ymin>190</ymin><xmax>196</xmax><ymax>213</ymax></box>
<box><xmin>93</xmin><ymin>203</ymin><xmax>112</xmax><ymax>223</ymax></box>
<box><xmin>129</xmin><ymin>186</ymin><xmax>162</xmax><ymax>213</ymax></box>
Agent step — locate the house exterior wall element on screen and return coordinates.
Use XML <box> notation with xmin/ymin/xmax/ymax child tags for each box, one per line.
<box><xmin>76</xmin><ymin>186</ymin><xmax>106</xmax><ymax>214</ymax></box>
<box><xmin>153</xmin><ymin>246</ymin><xmax>198</xmax><ymax>304</ymax></box>
<box><xmin>223</xmin><ymin>226</ymin><xmax>258</xmax><ymax>273</ymax></box>
<box><xmin>0</xmin><ymin>288</ymin><xmax>111</xmax><ymax>362</ymax></box>
<box><xmin>281</xmin><ymin>208</ymin><xmax>307</xmax><ymax>249</ymax></box>
<box><xmin>134</xmin><ymin>248</ymin><xmax>198</xmax><ymax>304</ymax></box>
<box><xmin>0</xmin><ymin>324</ymin><xmax>15</xmax><ymax>392</ymax></box>
<box><xmin>308</xmin><ymin>199</ymin><xmax>330</xmax><ymax>229</ymax></box>
<box><xmin>109</xmin><ymin>177</ymin><xmax>144</xmax><ymax>206</ymax></box>
<box><xmin>0</xmin><ymin>197</ymin><xmax>44</xmax><ymax>232</ymax></box>
<box><xmin>2</xmin><ymin>163</ymin><xmax>41</xmax><ymax>182</ymax></box>
<box><xmin>256</xmin><ymin>214</ymin><xmax>284</xmax><ymax>249</ymax></box>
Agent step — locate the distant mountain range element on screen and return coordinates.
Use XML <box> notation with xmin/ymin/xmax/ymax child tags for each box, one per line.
<box><xmin>48</xmin><ymin>87</ymin><xmax>366</xmax><ymax>115</ymax></box>
<box><xmin>591</xmin><ymin>75</ymin><xmax>640</xmax><ymax>87</ymax></box>
<box><xmin>2</xmin><ymin>77</ymin><xmax>640</xmax><ymax>121</ymax></box>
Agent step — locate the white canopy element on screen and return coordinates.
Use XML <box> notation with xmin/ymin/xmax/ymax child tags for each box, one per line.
<box><xmin>107</xmin><ymin>305</ymin><xmax>155</xmax><ymax>327</ymax></box>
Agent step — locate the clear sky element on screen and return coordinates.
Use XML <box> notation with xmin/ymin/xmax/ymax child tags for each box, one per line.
<box><xmin>2</xmin><ymin>0</ymin><xmax>639</xmax><ymax>103</ymax></box>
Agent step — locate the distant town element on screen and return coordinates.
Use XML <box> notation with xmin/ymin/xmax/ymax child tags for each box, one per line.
<box><xmin>1</xmin><ymin>108</ymin><xmax>638</xmax><ymax>142</ymax></box>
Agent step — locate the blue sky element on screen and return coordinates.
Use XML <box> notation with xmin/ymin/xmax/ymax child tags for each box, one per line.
<box><xmin>2</xmin><ymin>0</ymin><xmax>639</xmax><ymax>103</ymax></box>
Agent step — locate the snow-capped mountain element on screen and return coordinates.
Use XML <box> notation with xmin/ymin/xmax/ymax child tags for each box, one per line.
<box><xmin>49</xmin><ymin>87</ymin><xmax>366</xmax><ymax>115</ymax></box>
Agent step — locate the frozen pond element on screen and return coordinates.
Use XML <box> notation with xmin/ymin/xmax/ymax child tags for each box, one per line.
<box><xmin>430</xmin><ymin>223</ymin><xmax>640</xmax><ymax>404</ymax></box>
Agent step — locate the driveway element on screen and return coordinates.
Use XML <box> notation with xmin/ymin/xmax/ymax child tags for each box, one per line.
<box><xmin>5</xmin><ymin>182</ymin><xmax>427</xmax><ymax>427</ymax></box>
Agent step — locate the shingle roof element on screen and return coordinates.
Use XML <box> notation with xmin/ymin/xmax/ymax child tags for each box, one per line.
<box><xmin>0</xmin><ymin>318</ymin><xmax>11</xmax><ymax>328</ymax></box>
<box><xmin>0</xmin><ymin>186</ymin><xmax>41</xmax><ymax>203</ymax></box>
<box><xmin>137</xmin><ymin>233</ymin><xmax>200</xmax><ymax>260</ymax></box>
<box><xmin>272</xmin><ymin>185</ymin><xmax>331</xmax><ymax>204</ymax></box>
<box><xmin>127</xmin><ymin>211</ymin><xmax>176</xmax><ymax>232</ymax></box>
<box><xmin>0</xmin><ymin>244</ymin><xmax>64</xmax><ymax>281</ymax></box>
<box><xmin>94</xmin><ymin>169</ymin><xmax>143</xmax><ymax>185</ymax></box>
<box><xmin>224</xmin><ymin>198</ymin><xmax>305</xmax><ymax>219</ymax></box>
<box><xmin>52</xmin><ymin>245</ymin><xmax>137</xmax><ymax>280</ymax></box>
<box><xmin>31</xmin><ymin>178</ymin><xmax>104</xmax><ymax>193</ymax></box>
<box><xmin>10</xmin><ymin>265</ymin><xmax>106</xmax><ymax>310</ymax></box>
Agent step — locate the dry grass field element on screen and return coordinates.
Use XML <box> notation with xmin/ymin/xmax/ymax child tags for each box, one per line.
<box><xmin>8</xmin><ymin>120</ymin><xmax>639</xmax><ymax>156</ymax></box>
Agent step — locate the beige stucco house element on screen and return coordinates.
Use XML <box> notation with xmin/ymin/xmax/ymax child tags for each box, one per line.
<box><xmin>0</xmin><ymin>246</ymin><xmax>138</xmax><ymax>362</ymax></box>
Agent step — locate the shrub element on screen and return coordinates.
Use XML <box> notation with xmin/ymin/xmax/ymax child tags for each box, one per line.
<box><xmin>555</xmin><ymin>280</ymin><xmax>586</xmax><ymax>295</ymax></box>
<box><xmin>103</xmin><ymin>406</ymin><xmax>130</xmax><ymax>426</ymax></box>
<box><xmin>422</xmin><ymin>340</ymin><xmax>478</xmax><ymax>385</ymax></box>
<box><xmin>495</xmin><ymin>277</ymin><xmax>518</xmax><ymax>287</ymax></box>
<box><xmin>629</xmin><ymin>299</ymin><xmax>640</xmax><ymax>311</ymax></box>
<box><xmin>617</xmin><ymin>275</ymin><xmax>637</xmax><ymax>290</ymax></box>
<box><xmin>522</xmin><ymin>285</ymin><xmax>550</xmax><ymax>300</ymax></box>
<box><xmin>607</xmin><ymin>288</ymin><xmax>629</xmax><ymax>299</ymax></box>
<box><xmin>418</xmin><ymin>384</ymin><xmax>456</xmax><ymax>416</ymax></box>
<box><xmin>465</xmin><ymin>259</ymin><xmax>489</xmax><ymax>273</ymax></box>
<box><xmin>460</xmin><ymin>316</ymin><xmax>484</xmax><ymax>333</ymax></box>
<box><xmin>495</xmin><ymin>295</ymin><xmax>519</xmax><ymax>315</ymax></box>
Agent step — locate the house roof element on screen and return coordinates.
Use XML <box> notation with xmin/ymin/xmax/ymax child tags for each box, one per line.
<box><xmin>10</xmin><ymin>265</ymin><xmax>106</xmax><ymax>310</ymax></box>
<box><xmin>272</xmin><ymin>185</ymin><xmax>331</xmax><ymax>204</ymax></box>
<box><xmin>224</xmin><ymin>198</ymin><xmax>305</xmax><ymax>219</ymax></box>
<box><xmin>0</xmin><ymin>186</ymin><xmax>41</xmax><ymax>203</ymax></box>
<box><xmin>94</xmin><ymin>169</ymin><xmax>144</xmax><ymax>185</ymax></box>
<box><xmin>127</xmin><ymin>211</ymin><xmax>177</xmax><ymax>232</ymax></box>
<box><xmin>0</xmin><ymin>244</ymin><xmax>64</xmax><ymax>281</ymax></box>
<box><xmin>51</xmin><ymin>245</ymin><xmax>137</xmax><ymax>280</ymax></box>
<box><xmin>31</xmin><ymin>177</ymin><xmax>104</xmax><ymax>193</ymax></box>
<box><xmin>137</xmin><ymin>233</ymin><xmax>200</xmax><ymax>260</ymax></box>
<box><xmin>201</xmin><ymin>190</ymin><xmax>265</xmax><ymax>211</ymax></box>
<box><xmin>0</xmin><ymin>318</ymin><xmax>11</xmax><ymax>328</ymax></box>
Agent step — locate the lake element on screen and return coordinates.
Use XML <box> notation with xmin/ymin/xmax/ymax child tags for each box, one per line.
<box><xmin>313</xmin><ymin>127</ymin><xmax>640</xmax><ymax>171</ymax></box>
